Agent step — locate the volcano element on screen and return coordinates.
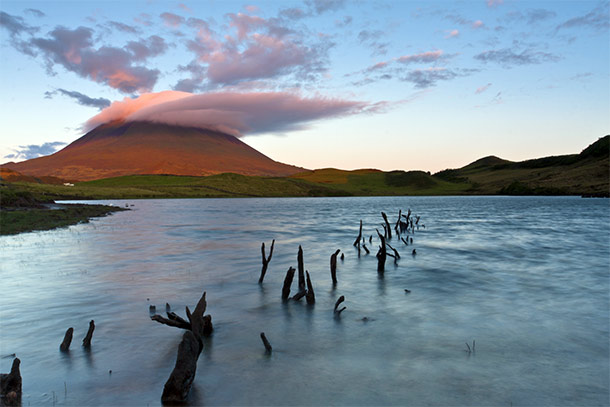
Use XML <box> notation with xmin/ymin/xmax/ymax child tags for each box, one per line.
<box><xmin>2</xmin><ymin>121</ymin><xmax>304</xmax><ymax>181</ymax></box>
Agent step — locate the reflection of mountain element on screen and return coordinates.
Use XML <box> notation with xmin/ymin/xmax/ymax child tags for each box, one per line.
<box><xmin>1</xmin><ymin>121</ymin><xmax>303</xmax><ymax>181</ymax></box>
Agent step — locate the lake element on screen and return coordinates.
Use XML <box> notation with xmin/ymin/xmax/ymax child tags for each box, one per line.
<box><xmin>1</xmin><ymin>196</ymin><xmax>608</xmax><ymax>406</ymax></box>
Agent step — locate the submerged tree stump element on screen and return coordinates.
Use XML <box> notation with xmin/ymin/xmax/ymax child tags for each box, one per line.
<box><xmin>297</xmin><ymin>246</ymin><xmax>306</xmax><ymax>294</ymax></box>
<box><xmin>160</xmin><ymin>290</ymin><xmax>209</xmax><ymax>404</ymax></box>
<box><xmin>282</xmin><ymin>267</ymin><xmax>296</xmax><ymax>300</ymax></box>
<box><xmin>376</xmin><ymin>230</ymin><xmax>387</xmax><ymax>273</ymax></box>
<box><xmin>330</xmin><ymin>249</ymin><xmax>341</xmax><ymax>285</ymax></box>
<box><xmin>60</xmin><ymin>327</ymin><xmax>73</xmax><ymax>351</ymax></box>
<box><xmin>353</xmin><ymin>220</ymin><xmax>363</xmax><ymax>247</ymax></box>
<box><xmin>334</xmin><ymin>295</ymin><xmax>346</xmax><ymax>314</ymax></box>
<box><xmin>260</xmin><ymin>332</ymin><xmax>272</xmax><ymax>353</ymax></box>
<box><xmin>381</xmin><ymin>212</ymin><xmax>392</xmax><ymax>240</ymax></box>
<box><xmin>305</xmin><ymin>271</ymin><xmax>315</xmax><ymax>305</ymax></box>
<box><xmin>0</xmin><ymin>358</ymin><xmax>21</xmax><ymax>407</ymax></box>
<box><xmin>82</xmin><ymin>320</ymin><xmax>95</xmax><ymax>348</ymax></box>
<box><xmin>258</xmin><ymin>239</ymin><xmax>275</xmax><ymax>284</ymax></box>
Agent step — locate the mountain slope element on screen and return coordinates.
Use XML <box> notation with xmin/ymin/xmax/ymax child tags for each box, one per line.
<box><xmin>2</xmin><ymin>121</ymin><xmax>303</xmax><ymax>181</ymax></box>
<box><xmin>435</xmin><ymin>136</ymin><xmax>609</xmax><ymax>195</ymax></box>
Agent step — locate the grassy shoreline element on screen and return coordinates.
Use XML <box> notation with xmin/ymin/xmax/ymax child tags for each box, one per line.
<box><xmin>0</xmin><ymin>185</ymin><xmax>127</xmax><ymax>235</ymax></box>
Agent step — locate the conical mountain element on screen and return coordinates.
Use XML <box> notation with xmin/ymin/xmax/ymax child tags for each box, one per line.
<box><xmin>2</xmin><ymin>121</ymin><xmax>304</xmax><ymax>181</ymax></box>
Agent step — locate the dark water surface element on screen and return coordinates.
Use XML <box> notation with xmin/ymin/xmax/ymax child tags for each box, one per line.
<box><xmin>1</xmin><ymin>196</ymin><xmax>608</xmax><ymax>406</ymax></box>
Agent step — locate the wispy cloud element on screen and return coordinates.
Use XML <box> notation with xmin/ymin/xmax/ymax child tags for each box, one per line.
<box><xmin>357</xmin><ymin>29</ymin><xmax>389</xmax><ymax>56</ymax></box>
<box><xmin>474</xmin><ymin>47</ymin><xmax>560</xmax><ymax>67</ymax></box>
<box><xmin>556</xmin><ymin>3</ymin><xmax>609</xmax><ymax>32</ymax></box>
<box><xmin>5</xmin><ymin>142</ymin><xmax>66</xmax><ymax>160</ymax></box>
<box><xmin>107</xmin><ymin>21</ymin><xmax>141</xmax><ymax>34</ymax></box>
<box><xmin>160</xmin><ymin>12</ymin><xmax>185</xmax><ymax>28</ymax></box>
<box><xmin>487</xmin><ymin>0</ymin><xmax>504</xmax><ymax>8</ymax></box>
<box><xmin>475</xmin><ymin>83</ymin><xmax>492</xmax><ymax>94</ymax></box>
<box><xmin>24</xmin><ymin>8</ymin><xmax>45</xmax><ymax>18</ymax></box>
<box><xmin>45</xmin><ymin>88</ymin><xmax>111</xmax><ymax>109</ymax></box>
<box><xmin>402</xmin><ymin>67</ymin><xmax>458</xmax><ymax>88</ymax></box>
<box><xmin>445</xmin><ymin>29</ymin><xmax>460</xmax><ymax>39</ymax></box>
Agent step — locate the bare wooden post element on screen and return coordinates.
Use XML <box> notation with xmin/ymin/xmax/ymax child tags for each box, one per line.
<box><xmin>353</xmin><ymin>220</ymin><xmax>362</xmax><ymax>247</ymax></box>
<box><xmin>394</xmin><ymin>210</ymin><xmax>402</xmax><ymax>235</ymax></box>
<box><xmin>297</xmin><ymin>246</ymin><xmax>306</xmax><ymax>293</ymax></box>
<box><xmin>0</xmin><ymin>358</ymin><xmax>21</xmax><ymax>406</ymax></box>
<box><xmin>305</xmin><ymin>271</ymin><xmax>315</xmax><ymax>305</ymax></box>
<box><xmin>60</xmin><ymin>327</ymin><xmax>73</xmax><ymax>351</ymax></box>
<box><xmin>376</xmin><ymin>229</ymin><xmax>387</xmax><ymax>273</ymax></box>
<box><xmin>258</xmin><ymin>239</ymin><xmax>275</xmax><ymax>284</ymax></box>
<box><xmin>260</xmin><ymin>332</ymin><xmax>272</xmax><ymax>353</ymax></box>
<box><xmin>330</xmin><ymin>249</ymin><xmax>340</xmax><ymax>285</ymax></box>
<box><xmin>82</xmin><ymin>320</ymin><xmax>95</xmax><ymax>348</ymax></box>
<box><xmin>381</xmin><ymin>212</ymin><xmax>392</xmax><ymax>239</ymax></box>
<box><xmin>282</xmin><ymin>267</ymin><xmax>296</xmax><ymax>300</ymax></box>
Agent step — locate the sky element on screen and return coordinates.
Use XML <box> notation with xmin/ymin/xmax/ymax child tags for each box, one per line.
<box><xmin>0</xmin><ymin>0</ymin><xmax>608</xmax><ymax>173</ymax></box>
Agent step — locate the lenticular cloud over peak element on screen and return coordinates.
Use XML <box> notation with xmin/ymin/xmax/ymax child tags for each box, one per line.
<box><xmin>85</xmin><ymin>91</ymin><xmax>381</xmax><ymax>137</ymax></box>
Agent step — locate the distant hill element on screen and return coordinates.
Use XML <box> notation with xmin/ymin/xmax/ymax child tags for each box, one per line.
<box><xmin>435</xmin><ymin>136</ymin><xmax>609</xmax><ymax>195</ymax></box>
<box><xmin>1</xmin><ymin>121</ymin><xmax>303</xmax><ymax>181</ymax></box>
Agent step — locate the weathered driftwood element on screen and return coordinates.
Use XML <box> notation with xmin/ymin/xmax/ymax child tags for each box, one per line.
<box><xmin>82</xmin><ymin>320</ymin><xmax>95</xmax><ymax>348</ymax></box>
<box><xmin>291</xmin><ymin>290</ymin><xmax>306</xmax><ymax>301</ymax></box>
<box><xmin>152</xmin><ymin>314</ymin><xmax>191</xmax><ymax>330</ymax></box>
<box><xmin>353</xmin><ymin>220</ymin><xmax>363</xmax><ymax>247</ymax></box>
<box><xmin>305</xmin><ymin>271</ymin><xmax>315</xmax><ymax>305</ymax></box>
<box><xmin>60</xmin><ymin>327</ymin><xmax>73</xmax><ymax>351</ymax></box>
<box><xmin>161</xmin><ymin>291</ymin><xmax>208</xmax><ymax>404</ymax></box>
<box><xmin>381</xmin><ymin>212</ymin><xmax>392</xmax><ymax>239</ymax></box>
<box><xmin>0</xmin><ymin>358</ymin><xmax>21</xmax><ymax>407</ymax></box>
<box><xmin>258</xmin><ymin>239</ymin><xmax>275</xmax><ymax>284</ymax></box>
<box><xmin>386</xmin><ymin>242</ymin><xmax>400</xmax><ymax>259</ymax></box>
<box><xmin>330</xmin><ymin>249</ymin><xmax>340</xmax><ymax>285</ymax></box>
<box><xmin>282</xmin><ymin>267</ymin><xmax>296</xmax><ymax>300</ymax></box>
<box><xmin>376</xmin><ymin>230</ymin><xmax>387</xmax><ymax>273</ymax></box>
<box><xmin>362</xmin><ymin>244</ymin><xmax>370</xmax><ymax>254</ymax></box>
<box><xmin>260</xmin><ymin>332</ymin><xmax>272</xmax><ymax>353</ymax></box>
<box><xmin>401</xmin><ymin>237</ymin><xmax>409</xmax><ymax>246</ymax></box>
<box><xmin>394</xmin><ymin>209</ymin><xmax>402</xmax><ymax>236</ymax></box>
<box><xmin>334</xmin><ymin>296</ymin><xmax>346</xmax><ymax>314</ymax></box>
<box><xmin>161</xmin><ymin>330</ymin><xmax>200</xmax><ymax>404</ymax></box>
<box><xmin>297</xmin><ymin>246</ymin><xmax>306</xmax><ymax>293</ymax></box>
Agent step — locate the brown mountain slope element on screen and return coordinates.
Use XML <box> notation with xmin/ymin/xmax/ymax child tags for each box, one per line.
<box><xmin>2</xmin><ymin>121</ymin><xmax>304</xmax><ymax>181</ymax></box>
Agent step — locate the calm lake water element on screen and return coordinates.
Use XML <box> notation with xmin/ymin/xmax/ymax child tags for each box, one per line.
<box><xmin>1</xmin><ymin>196</ymin><xmax>608</xmax><ymax>406</ymax></box>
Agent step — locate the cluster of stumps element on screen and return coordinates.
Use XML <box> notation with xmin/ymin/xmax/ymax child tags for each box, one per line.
<box><xmin>0</xmin><ymin>208</ymin><xmax>424</xmax><ymax>406</ymax></box>
<box><xmin>147</xmin><ymin>208</ymin><xmax>424</xmax><ymax>404</ymax></box>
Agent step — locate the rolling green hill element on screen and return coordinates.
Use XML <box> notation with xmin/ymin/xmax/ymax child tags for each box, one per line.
<box><xmin>1</xmin><ymin>136</ymin><xmax>607</xmax><ymax>199</ymax></box>
<box><xmin>435</xmin><ymin>136</ymin><xmax>609</xmax><ymax>195</ymax></box>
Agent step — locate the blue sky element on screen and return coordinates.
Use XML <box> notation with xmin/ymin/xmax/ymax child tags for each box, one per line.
<box><xmin>0</xmin><ymin>0</ymin><xmax>608</xmax><ymax>172</ymax></box>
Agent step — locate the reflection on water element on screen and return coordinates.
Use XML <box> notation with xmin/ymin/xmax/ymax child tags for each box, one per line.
<box><xmin>0</xmin><ymin>196</ymin><xmax>608</xmax><ymax>406</ymax></box>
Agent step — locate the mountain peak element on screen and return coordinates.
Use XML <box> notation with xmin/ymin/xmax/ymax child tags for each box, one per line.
<box><xmin>2</xmin><ymin>121</ymin><xmax>304</xmax><ymax>181</ymax></box>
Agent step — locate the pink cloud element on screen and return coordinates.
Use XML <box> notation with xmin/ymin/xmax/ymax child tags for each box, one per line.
<box><xmin>472</xmin><ymin>20</ymin><xmax>484</xmax><ymax>29</ymax></box>
<box><xmin>487</xmin><ymin>0</ymin><xmax>504</xmax><ymax>7</ymax></box>
<box><xmin>397</xmin><ymin>50</ymin><xmax>444</xmax><ymax>64</ymax></box>
<box><xmin>160</xmin><ymin>12</ymin><xmax>184</xmax><ymax>28</ymax></box>
<box><xmin>85</xmin><ymin>91</ymin><xmax>382</xmax><ymax>136</ymax></box>
<box><xmin>475</xmin><ymin>83</ymin><xmax>492</xmax><ymax>94</ymax></box>
<box><xmin>366</xmin><ymin>61</ymin><xmax>388</xmax><ymax>71</ymax></box>
<box><xmin>445</xmin><ymin>29</ymin><xmax>459</xmax><ymax>38</ymax></box>
<box><xmin>29</xmin><ymin>27</ymin><xmax>163</xmax><ymax>93</ymax></box>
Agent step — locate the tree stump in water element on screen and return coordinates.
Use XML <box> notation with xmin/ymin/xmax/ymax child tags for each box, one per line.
<box><xmin>353</xmin><ymin>220</ymin><xmax>362</xmax><ymax>247</ymax></box>
<box><xmin>258</xmin><ymin>239</ymin><xmax>275</xmax><ymax>284</ymax></box>
<box><xmin>297</xmin><ymin>246</ymin><xmax>306</xmax><ymax>294</ymax></box>
<box><xmin>334</xmin><ymin>295</ymin><xmax>346</xmax><ymax>314</ymax></box>
<box><xmin>260</xmin><ymin>332</ymin><xmax>272</xmax><ymax>353</ymax></box>
<box><xmin>0</xmin><ymin>358</ymin><xmax>21</xmax><ymax>407</ymax></box>
<box><xmin>376</xmin><ymin>230</ymin><xmax>387</xmax><ymax>273</ymax></box>
<box><xmin>305</xmin><ymin>271</ymin><xmax>315</xmax><ymax>305</ymax></box>
<box><xmin>381</xmin><ymin>212</ymin><xmax>392</xmax><ymax>239</ymax></box>
<box><xmin>60</xmin><ymin>327</ymin><xmax>73</xmax><ymax>351</ymax></box>
<box><xmin>82</xmin><ymin>320</ymin><xmax>95</xmax><ymax>348</ymax></box>
<box><xmin>330</xmin><ymin>249</ymin><xmax>340</xmax><ymax>285</ymax></box>
<box><xmin>160</xmin><ymin>290</ymin><xmax>209</xmax><ymax>404</ymax></box>
<box><xmin>282</xmin><ymin>267</ymin><xmax>296</xmax><ymax>300</ymax></box>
